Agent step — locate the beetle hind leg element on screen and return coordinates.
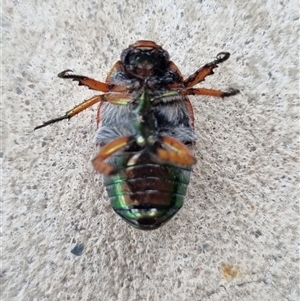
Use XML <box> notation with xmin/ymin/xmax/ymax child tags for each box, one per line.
<box><xmin>155</xmin><ymin>136</ymin><xmax>196</xmax><ymax>167</ymax></box>
<box><xmin>92</xmin><ymin>136</ymin><xmax>135</xmax><ymax>175</ymax></box>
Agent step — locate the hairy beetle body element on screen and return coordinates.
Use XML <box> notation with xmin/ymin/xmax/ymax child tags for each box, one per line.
<box><xmin>35</xmin><ymin>40</ymin><xmax>239</xmax><ymax>230</ymax></box>
<box><xmin>95</xmin><ymin>42</ymin><xmax>196</xmax><ymax>229</ymax></box>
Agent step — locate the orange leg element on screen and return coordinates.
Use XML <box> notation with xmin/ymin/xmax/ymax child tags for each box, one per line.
<box><xmin>58</xmin><ymin>70</ymin><xmax>128</xmax><ymax>92</ymax></box>
<box><xmin>156</xmin><ymin>136</ymin><xmax>196</xmax><ymax>166</ymax></box>
<box><xmin>152</xmin><ymin>86</ymin><xmax>239</xmax><ymax>104</ymax></box>
<box><xmin>34</xmin><ymin>95</ymin><xmax>102</xmax><ymax>130</ymax></box>
<box><xmin>92</xmin><ymin>136</ymin><xmax>135</xmax><ymax>175</ymax></box>
<box><xmin>180</xmin><ymin>87</ymin><xmax>240</xmax><ymax>98</ymax></box>
<box><xmin>101</xmin><ymin>92</ymin><xmax>132</xmax><ymax>105</ymax></box>
<box><xmin>183</xmin><ymin>52</ymin><xmax>231</xmax><ymax>87</ymax></box>
<box><xmin>34</xmin><ymin>91</ymin><xmax>133</xmax><ymax>130</ymax></box>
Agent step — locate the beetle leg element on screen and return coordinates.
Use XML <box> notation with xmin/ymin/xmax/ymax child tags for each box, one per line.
<box><xmin>92</xmin><ymin>136</ymin><xmax>135</xmax><ymax>175</ymax></box>
<box><xmin>58</xmin><ymin>70</ymin><xmax>128</xmax><ymax>92</ymax></box>
<box><xmin>156</xmin><ymin>136</ymin><xmax>196</xmax><ymax>166</ymax></box>
<box><xmin>179</xmin><ymin>87</ymin><xmax>240</xmax><ymax>98</ymax></box>
<box><xmin>183</xmin><ymin>52</ymin><xmax>231</xmax><ymax>87</ymax></box>
<box><xmin>101</xmin><ymin>92</ymin><xmax>132</xmax><ymax>105</ymax></box>
<box><xmin>34</xmin><ymin>95</ymin><xmax>102</xmax><ymax>130</ymax></box>
<box><xmin>34</xmin><ymin>92</ymin><xmax>133</xmax><ymax>130</ymax></box>
<box><xmin>152</xmin><ymin>86</ymin><xmax>239</xmax><ymax>104</ymax></box>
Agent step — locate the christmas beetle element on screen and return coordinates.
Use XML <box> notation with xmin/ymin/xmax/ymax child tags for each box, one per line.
<box><xmin>35</xmin><ymin>40</ymin><xmax>239</xmax><ymax>230</ymax></box>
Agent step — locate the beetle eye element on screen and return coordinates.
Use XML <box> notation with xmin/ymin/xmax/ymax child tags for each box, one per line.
<box><xmin>120</xmin><ymin>48</ymin><xmax>130</xmax><ymax>62</ymax></box>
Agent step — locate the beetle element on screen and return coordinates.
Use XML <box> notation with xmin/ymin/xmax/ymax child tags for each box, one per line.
<box><xmin>35</xmin><ymin>40</ymin><xmax>239</xmax><ymax>230</ymax></box>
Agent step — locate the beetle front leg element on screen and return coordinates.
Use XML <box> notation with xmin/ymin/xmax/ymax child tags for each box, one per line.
<box><xmin>58</xmin><ymin>70</ymin><xmax>128</xmax><ymax>93</ymax></box>
<box><xmin>92</xmin><ymin>136</ymin><xmax>135</xmax><ymax>175</ymax></box>
<box><xmin>183</xmin><ymin>52</ymin><xmax>231</xmax><ymax>87</ymax></box>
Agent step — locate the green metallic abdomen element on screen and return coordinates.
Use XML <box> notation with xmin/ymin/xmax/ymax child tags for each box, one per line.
<box><xmin>104</xmin><ymin>152</ymin><xmax>191</xmax><ymax>230</ymax></box>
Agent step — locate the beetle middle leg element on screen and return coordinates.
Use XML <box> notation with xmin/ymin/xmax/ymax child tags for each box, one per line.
<box><xmin>34</xmin><ymin>92</ymin><xmax>132</xmax><ymax>130</ymax></box>
<box><xmin>34</xmin><ymin>70</ymin><xmax>133</xmax><ymax>130</ymax></box>
<box><xmin>152</xmin><ymin>85</ymin><xmax>239</xmax><ymax>104</ymax></box>
<box><xmin>180</xmin><ymin>87</ymin><xmax>240</xmax><ymax>98</ymax></box>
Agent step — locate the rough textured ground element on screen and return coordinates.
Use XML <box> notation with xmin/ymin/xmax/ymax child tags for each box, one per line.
<box><xmin>3</xmin><ymin>1</ymin><xmax>299</xmax><ymax>300</ymax></box>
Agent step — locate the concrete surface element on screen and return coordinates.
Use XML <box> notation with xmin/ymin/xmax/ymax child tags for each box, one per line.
<box><xmin>3</xmin><ymin>0</ymin><xmax>299</xmax><ymax>300</ymax></box>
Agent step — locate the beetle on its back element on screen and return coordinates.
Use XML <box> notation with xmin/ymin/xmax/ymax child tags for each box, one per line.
<box><xmin>35</xmin><ymin>40</ymin><xmax>239</xmax><ymax>230</ymax></box>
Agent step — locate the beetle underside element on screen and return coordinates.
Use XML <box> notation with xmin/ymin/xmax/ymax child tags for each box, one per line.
<box><xmin>35</xmin><ymin>40</ymin><xmax>239</xmax><ymax>230</ymax></box>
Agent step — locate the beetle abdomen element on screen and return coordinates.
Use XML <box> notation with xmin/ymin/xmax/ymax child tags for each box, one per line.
<box><xmin>104</xmin><ymin>152</ymin><xmax>191</xmax><ymax>230</ymax></box>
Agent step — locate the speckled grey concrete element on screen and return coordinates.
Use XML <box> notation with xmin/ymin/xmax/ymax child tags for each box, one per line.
<box><xmin>3</xmin><ymin>1</ymin><xmax>299</xmax><ymax>300</ymax></box>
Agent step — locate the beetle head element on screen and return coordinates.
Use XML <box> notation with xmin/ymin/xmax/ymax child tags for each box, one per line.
<box><xmin>121</xmin><ymin>40</ymin><xmax>170</xmax><ymax>79</ymax></box>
